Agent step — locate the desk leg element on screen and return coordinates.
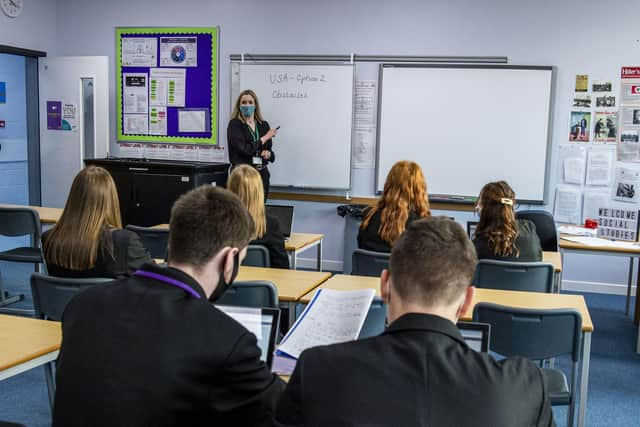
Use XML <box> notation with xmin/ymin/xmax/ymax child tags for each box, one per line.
<box><xmin>635</xmin><ymin>260</ymin><xmax>640</xmax><ymax>326</ymax></box>
<box><xmin>626</xmin><ymin>257</ymin><xmax>634</xmax><ymax>315</ymax></box>
<box><xmin>287</xmin><ymin>301</ymin><xmax>296</xmax><ymax>328</ymax></box>
<box><xmin>316</xmin><ymin>239</ymin><xmax>323</xmax><ymax>272</ymax></box>
<box><xmin>290</xmin><ymin>251</ymin><xmax>297</xmax><ymax>270</ymax></box>
<box><xmin>577</xmin><ymin>331</ymin><xmax>591</xmax><ymax>427</ymax></box>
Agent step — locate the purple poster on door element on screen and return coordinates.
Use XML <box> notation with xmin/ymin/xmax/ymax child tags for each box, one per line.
<box><xmin>47</xmin><ymin>101</ymin><xmax>62</xmax><ymax>130</ymax></box>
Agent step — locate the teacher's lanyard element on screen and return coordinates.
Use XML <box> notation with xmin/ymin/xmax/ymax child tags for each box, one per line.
<box><xmin>247</xmin><ymin>123</ymin><xmax>260</xmax><ymax>143</ymax></box>
<box><xmin>134</xmin><ymin>270</ymin><xmax>202</xmax><ymax>299</ymax></box>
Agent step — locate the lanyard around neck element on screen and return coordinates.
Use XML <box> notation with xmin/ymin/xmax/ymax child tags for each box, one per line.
<box><xmin>247</xmin><ymin>122</ymin><xmax>260</xmax><ymax>142</ymax></box>
<box><xmin>134</xmin><ymin>270</ymin><xmax>202</xmax><ymax>299</ymax></box>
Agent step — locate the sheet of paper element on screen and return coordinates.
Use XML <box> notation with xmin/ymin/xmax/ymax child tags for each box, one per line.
<box><xmin>149</xmin><ymin>106</ymin><xmax>167</xmax><ymax>135</ymax></box>
<box><xmin>118</xmin><ymin>143</ymin><xmax>144</xmax><ymax>158</ymax></box>
<box><xmin>123</xmin><ymin>114</ymin><xmax>148</xmax><ymax>135</ymax></box>
<box><xmin>123</xmin><ymin>73</ymin><xmax>149</xmax><ymax>114</ymax></box>
<box><xmin>557</xmin><ymin>225</ymin><xmax>597</xmax><ymax>237</ymax></box>
<box><xmin>352</xmin><ymin>80</ymin><xmax>377</xmax><ymax>169</ymax></box>
<box><xmin>172</xmin><ymin>144</ymin><xmax>198</xmax><ymax>161</ymax></box>
<box><xmin>149</xmin><ymin>75</ymin><xmax>167</xmax><ymax>107</ymax></box>
<box><xmin>150</xmin><ymin>68</ymin><xmax>186</xmax><ymax>107</ymax></box>
<box><xmin>562</xmin><ymin>236</ymin><xmax>640</xmax><ymax>249</ymax></box>
<box><xmin>618</xmin><ymin>131</ymin><xmax>640</xmax><ymax>162</ymax></box>
<box><xmin>178</xmin><ymin>109</ymin><xmax>207</xmax><ymax>133</ymax></box>
<box><xmin>121</xmin><ymin>37</ymin><xmax>157</xmax><ymax>67</ymax></box>
<box><xmin>198</xmin><ymin>146</ymin><xmax>225</xmax><ymax>163</ymax></box>
<box><xmin>62</xmin><ymin>103</ymin><xmax>78</xmax><ymax>132</ymax></box>
<box><xmin>215</xmin><ymin>305</ymin><xmax>262</xmax><ymax>342</ymax></box>
<box><xmin>613</xmin><ymin>167</ymin><xmax>640</xmax><ymax>203</ymax></box>
<box><xmin>554</xmin><ymin>186</ymin><xmax>582</xmax><ymax>224</ymax></box>
<box><xmin>277</xmin><ymin>288</ymin><xmax>376</xmax><ymax>359</ymax></box>
<box><xmin>160</xmin><ymin>36</ymin><xmax>198</xmax><ymax>67</ymax></box>
<box><xmin>586</xmin><ymin>150</ymin><xmax>613</xmax><ymax>186</ymax></box>
<box><xmin>583</xmin><ymin>192</ymin><xmax>610</xmax><ymax>221</ymax></box>
<box><xmin>563</xmin><ymin>156</ymin><xmax>585</xmax><ymax>184</ymax></box>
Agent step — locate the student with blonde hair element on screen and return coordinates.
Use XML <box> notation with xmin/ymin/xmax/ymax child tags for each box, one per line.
<box><xmin>358</xmin><ymin>160</ymin><xmax>431</xmax><ymax>252</ymax></box>
<box><xmin>473</xmin><ymin>180</ymin><xmax>542</xmax><ymax>261</ymax></box>
<box><xmin>43</xmin><ymin>166</ymin><xmax>152</xmax><ymax>277</ymax></box>
<box><xmin>227</xmin><ymin>165</ymin><xmax>289</xmax><ymax>269</ymax></box>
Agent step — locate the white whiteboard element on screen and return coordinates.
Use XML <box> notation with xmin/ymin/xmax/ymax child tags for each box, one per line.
<box><xmin>377</xmin><ymin>65</ymin><xmax>554</xmax><ymax>203</ymax></box>
<box><xmin>233</xmin><ymin>63</ymin><xmax>354</xmax><ymax>189</ymax></box>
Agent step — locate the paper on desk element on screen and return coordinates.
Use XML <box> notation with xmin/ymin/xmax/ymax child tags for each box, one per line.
<box><xmin>215</xmin><ymin>305</ymin><xmax>262</xmax><ymax>342</ymax></box>
<box><xmin>277</xmin><ymin>288</ymin><xmax>375</xmax><ymax>359</ymax></box>
<box><xmin>557</xmin><ymin>225</ymin><xmax>597</xmax><ymax>237</ymax></box>
<box><xmin>561</xmin><ymin>236</ymin><xmax>640</xmax><ymax>249</ymax></box>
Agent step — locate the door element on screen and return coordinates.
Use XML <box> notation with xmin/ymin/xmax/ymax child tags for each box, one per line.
<box><xmin>38</xmin><ymin>56</ymin><xmax>109</xmax><ymax>208</ymax></box>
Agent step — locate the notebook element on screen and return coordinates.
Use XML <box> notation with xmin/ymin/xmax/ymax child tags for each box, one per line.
<box><xmin>457</xmin><ymin>321</ymin><xmax>491</xmax><ymax>353</ymax></box>
<box><xmin>215</xmin><ymin>305</ymin><xmax>280</xmax><ymax>368</ymax></box>
<box><xmin>266</xmin><ymin>204</ymin><xmax>294</xmax><ymax>238</ymax></box>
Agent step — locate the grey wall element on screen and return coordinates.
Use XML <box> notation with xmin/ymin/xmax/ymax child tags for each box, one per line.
<box><xmin>50</xmin><ymin>0</ymin><xmax>640</xmax><ymax>291</ymax></box>
<box><xmin>0</xmin><ymin>0</ymin><xmax>57</xmax><ymax>54</ymax></box>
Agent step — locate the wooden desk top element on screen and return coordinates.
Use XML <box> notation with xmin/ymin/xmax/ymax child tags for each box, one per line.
<box><xmin>560</xmin><ymin>235</ymin><xmax>640</xmax><ymax>255</ymax></box>
<box><xmin>0</xmin><ymin>315</ymin><xmax>61</xmax><ymax>373</ymax></box>
<box><xmin>237</xmin><ymin>266</ymin><xmax>331</xmax><ymax>302</ymax></box>
<box><xmin>542</xmin><ymin>251</ymin><xmax>561</xmax><ymax>272</ymax></box>
<box><xmin>0</xmin><ymin>204</ymin><xmax>63</xmax><ymax>224</ymax></box>
<box><xmin>299</xmin><ymin>275</ymin><xmax>592</xmax><ymax>332</ymax></box>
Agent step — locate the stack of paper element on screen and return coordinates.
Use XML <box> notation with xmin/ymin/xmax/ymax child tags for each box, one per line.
<box><xmin>561</xmin><ymin>236</ymin><xmax>640</xmax><ymax>249</ymax></box>
<box><xmin>557</xmin><ymin>225</ymin><xmax>597</xmax><ymax>237</ymax></box>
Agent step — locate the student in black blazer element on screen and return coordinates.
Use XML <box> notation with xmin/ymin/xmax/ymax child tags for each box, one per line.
<box><xmin>472</xmin><ymin>180</ymin><xmax>543</xmax><ymax>262</ymax></box>
<box><xmin>228</xmin><ymin>165</ymin><xmax>289</xmax><ymax>269</ymax></box>
<box><xmin>42</xmin><ymin>166</ymin><xmax>152</xmax><ymax>278</ymax></box>
<box><xmin>358</xmin><ymin>160</ymin><xmax>430</xmax><ymax>252</ymax></box>
<box><xmin>53</xmin><ymin>186</ymin><xmax>285</xmax><ymax>427</ymax></box>
<box><xmin>275</xmin><ymin>217</ymin><xmax>555</xmax><ymax>427</ymax></box>
<box><xmin>228</xmin><ymin>89</ymin><xmax>278</xmax><ymax>198</ymax></box>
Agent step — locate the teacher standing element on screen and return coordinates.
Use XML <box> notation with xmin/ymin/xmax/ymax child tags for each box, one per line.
<box><xmin>227</xmin><ymin>89</ymin><xmax>277</xmax><ymax>199</ymax></box>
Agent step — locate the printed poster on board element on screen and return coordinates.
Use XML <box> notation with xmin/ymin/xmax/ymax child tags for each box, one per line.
<box><xmin>47</xmin><ymin>101</ymin><xmax>62</xmax><ymax>130</ymax></box>
<box><xmin>0</xmin><ymin>82</ymin><xmax>6</xmax><ymax>103</ymax></box>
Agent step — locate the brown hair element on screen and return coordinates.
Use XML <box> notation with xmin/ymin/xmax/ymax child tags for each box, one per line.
<box><xmin>361</xmin><ymin>160</ymin><xmax>431</xmax><ymax>246</ymax></box>
<box><xmin>231</xmin><ymin>89</ymin><xmax>265</xmax><ymax>122</ymax></box>
<box><xmin>390</xmin><ymin>217</ymin><xmax>477</xmax><ymax>306</ymax></box>
<box><xmin>227</xmin><ymin>165</ymin><xmax>266</xmax><ymax>238</ymax></box>
<box><xmin>43</xmin><ymin>166</ymin><xmax>122</xmax><ymax>270</ymax></box>
<box><xmin>474</xmin><ymin>181</ymin><xmax>518</xmax><ymax>257</ymax></box>
<box><xmin>168</xmin><ymin>186</ymin><xmax>254</xmax><ymax>271</ymax></box>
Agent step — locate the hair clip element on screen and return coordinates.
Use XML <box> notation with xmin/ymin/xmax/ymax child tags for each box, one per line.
<box><xmin>500</xmin><ymin>198</ymin><xmax>513</xmax><ymax>206</ymax></box>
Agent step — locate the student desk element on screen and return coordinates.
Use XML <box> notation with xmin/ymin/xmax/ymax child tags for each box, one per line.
<box><xmin>0</xmin><ymin>204</ymin><xmax>63</xmax><ymax>224</ymax></box>
<box><xmin>152</xmin><ymin>224</ymin><xmax>324</xmax><ymax>271</ymax></box>
<box><xmin>299</xmin><ymin>271</ymin><xmax>593</xmax><ymax>427</ymax></box>
<box><xmin>0</xmin><ymin>314</ymin><xmax>60</xmax><ymax>381</ymax></box>
<box><xmin>559</xmin><ymin>235</ymin><xmax>640</xmax><ymax>324</ymax></box>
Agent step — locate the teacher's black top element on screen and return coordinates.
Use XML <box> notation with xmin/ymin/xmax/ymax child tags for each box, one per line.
<box><xmin>227</xmin><ymin>118</ymin><xmax>276</xmax><ymax>167</ymax></box>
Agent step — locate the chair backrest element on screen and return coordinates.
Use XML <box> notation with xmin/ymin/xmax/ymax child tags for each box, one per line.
<box><xmin>125</xmin><ymin>225</ymin><xmax>169</xmax><ymax>260</ymax></box>
<box><xmin>515</xmin><ymin>210</ymin><xmax>558</xmax><ymax>252</ymax></box>
<box><xmin>358</xmin><ymin>297</ymin><xmax>387</xmax><ymax>339</ymax></box>
<box><xmin>216</xmin><ymin>280</ymin><xmax>278</xmax><ymax>309</ymax></box>
<box><xmin>0</xmin><ymin>208</ymin><xmax>41</xmax><ymax>241</ymax></box>
<box><xmin>472</xmin><ymin>302</ymin><xmax>582</xmax><ymax>362</ymax></box>
<box><xmin>474</xmin><ymin>259</ymin><xmax>554</xmax><ymax>293</ymax></box>
<box><xmin>30</xmin><ymin>273</ymin><xmax>114</xmax><ymax>321</ymax></box>
<box><xmin>242</xmin><ymin>245</ymin><xmax>271</xmax><ymax>268</ymax></box>
<box><xmin>352</xmin><ymin>249</ymin><xmax>390</xmax><ymax>277</ymax></box>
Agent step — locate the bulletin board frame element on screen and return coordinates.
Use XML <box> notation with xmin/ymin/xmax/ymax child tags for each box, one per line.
<box><xmin>116</xmin><ymin>26</ymin><xmax>219</xmax><ymax>144</ymax></box>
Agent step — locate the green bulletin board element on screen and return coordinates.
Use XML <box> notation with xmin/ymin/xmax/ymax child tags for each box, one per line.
<box><xmin>116</xmin><ymin>27</ymin><xmax>219</xmax><ymax>144</ymax></box>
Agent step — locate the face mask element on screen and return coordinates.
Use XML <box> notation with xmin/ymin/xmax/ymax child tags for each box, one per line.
<box><xmin>209</xmin><ymin>252</ymin><xmax>240</xmax><ymax>302</ymax></box>
<box><xmin>240</xmin><ymin>105</ymin><xmax>255</xmax><ymax>117</ymax></box>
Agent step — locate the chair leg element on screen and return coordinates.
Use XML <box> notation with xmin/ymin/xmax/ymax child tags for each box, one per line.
<box><xmin>44</xmin><ymin>362</ymin><xmax>55</xmax><ymax>412</ymax></box>
<box><xmin>567</xmin><ymin>396</ymin><xmax>576</xmax><ymax>427</ymax></box>
<box><xmin>0</xmin><ymin>269</ymin><xmax>25</xmax><ymax>308</ymax></box>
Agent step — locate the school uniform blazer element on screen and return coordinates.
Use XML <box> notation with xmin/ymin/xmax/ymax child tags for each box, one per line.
<box><xmin>357</xmin><ymin>208</ymin><xmax>420</xmax><ymax>253</ymax></box>
<box><xmin>53</xmin><ymin>263</ymin><xmax>285</xmax><ymax>427</ymax></box>
<box><xmin>473</xmin><ymin>219</ymin><xmax>543</xmax><ymax>262</ymax></box>
<box><xmin>251</xmin><ymin>214</ymin><xmax>290</xmax><ymax>269</ymax></box>
<box><xmin>274</xmin><ymin>313</ymin><xmax>555</xmax><ymax>427</ymax></box>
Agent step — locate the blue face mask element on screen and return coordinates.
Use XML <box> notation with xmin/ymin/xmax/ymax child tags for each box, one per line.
<box><xmin>240</xmin><ymin>105</ymin><xmax>255</xmax><ymax>117</ymax></box>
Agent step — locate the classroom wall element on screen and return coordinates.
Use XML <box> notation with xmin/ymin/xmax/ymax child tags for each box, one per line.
<box><xmin>0</xmin><ymin>0</ymin><xmax>57</xmax><ymax>55</ymax></box>
<box><xmin>53</xmin><ymin>0</ymin><xmax>640</xmax><ymax>293</ymax></box>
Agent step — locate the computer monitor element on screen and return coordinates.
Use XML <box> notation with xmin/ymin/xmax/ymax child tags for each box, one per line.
<box><xmin>266</xmin><ymin>204</ymin><xmax>294</xmax><ymax>238</ymax></box>
<box><xmin>215</xmin><ymin>305</ymin><xmax>280</xmax><ymax>368</ymax></box>
<box><xmin>457</xmin><ymin>321</ymin><xmax>491</xmax><ymax>353</ymax></box>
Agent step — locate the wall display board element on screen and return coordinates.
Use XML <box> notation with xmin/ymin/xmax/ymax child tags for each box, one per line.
<box><xmin>376</xmin><ymin>64</ymin><xmax>554</xmax><ymax>204</ymax></box>
<box><xmin>116</xmin><ymin>27</ymin><xmax>218</xmax><ymax>144</ymax></box>
<box><xmin>232</xmin><ymin>63</ymin><xmax>354</xmax><ymax>189</ymax></box>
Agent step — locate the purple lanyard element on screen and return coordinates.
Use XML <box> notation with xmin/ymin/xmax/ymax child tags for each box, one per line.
<box><xmin>134</xmin><ymin>270</ymin><xmax>202</xmax><ymax>299</ymax></box>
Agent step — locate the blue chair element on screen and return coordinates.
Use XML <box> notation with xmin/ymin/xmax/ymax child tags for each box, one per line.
<box><xmin>242</xmin><ymin>245</ymin><xmax>271</xmax><ymax>268</ymax></box>
<box><xmin>474</xmin><ymin>259</ymin><xmax>554</xmax><ymax>293</ymax></box>
<box><xmin>216</xmin><ymin>280</ymin><xmax>278</xmax><ymax>309</ymax></box>
<box><xmin>352</xmin><ymin>249</ymin><xmax>390</xmax><ymax>277</ymax></box>
<box><xmin>515</xmin><ymin>210</ymin><xmax>558</xmax><ymax>252</ymax></box>
<box><xmin>473</xmin><ymin>303</ymin><xmax>582</xmax><ymax>427</ymax></box>
<box><xmin>125</xmin><ymin>224</ymin><xmax>169</xmax><ymax>260</ymax></box>
<box><xmin>30</xmin><ymin>273</ymin><xmax>114</xmax><ymax>409</ymax></box>
<box><xmin>358</xmin><ymin>297</ymin><xmax>387</xmax><ymax>339</ymax></box>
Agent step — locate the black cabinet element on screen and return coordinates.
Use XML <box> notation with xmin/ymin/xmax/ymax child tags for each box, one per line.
<box><xmin>85</xmin><ymin>158</ymin><xmax>229</xmax><ymax>227</ymax></box>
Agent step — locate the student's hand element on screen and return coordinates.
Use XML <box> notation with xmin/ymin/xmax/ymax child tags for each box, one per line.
<box><xmin>261</xmin><ymin>150</ymin><xmax>271</xmax><ymax>160</ymax></box>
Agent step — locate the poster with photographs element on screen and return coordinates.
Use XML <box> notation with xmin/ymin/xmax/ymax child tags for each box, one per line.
<box><xmin>569</xmin><ymin>111</ymin><xmax>591</xmax><ymax>142</ymax></box>
<box><xmin>620</xmin><ymin>67</ymin><xmax>640</xmax><ymax>105</ymax></box>
<box><xmin>618</xmin><ymin>130</ymin><xmax>640</xmax><ymax>162</ymax></box>
<box><xmin>613</xmin><ymin>167</ymin><xmax>640</xmax><ymax>203</ymax></box>
<box><xmin>596</xmin><ymin>95</ymin><xmax>616</xmax><ymax>107</ymax></box>
<box><xmin>592</xmin><ymin>80</ymin><xmax>613</xmax><ymax>92</ymax></box>
<box><xmin>593</xmin><ymin>111</ymin><xmax>618</xmax><ymax>143</ymax></box>
<box><xmin>575</xmin><ymin>74</ymin><xmax>589</xmax><ymax>92</ymax></box>
<box><xmin>573</xmin><ymin>94</ymin><xmax>591</xmax><ymax>108</ymax></box>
